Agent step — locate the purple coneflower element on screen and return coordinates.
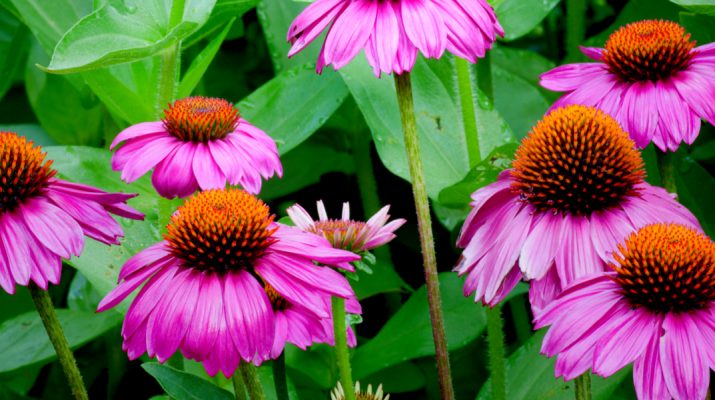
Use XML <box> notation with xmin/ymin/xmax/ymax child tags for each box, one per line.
<box><xmin>535</xmin><ymin>223</ymin><xmax>715</xmax><ymax>400</ymax></box>
<box><xmin>0</xmin><ymin>132</ymin><xmax>142</xmax><ymax>293</ymax></box>
<box><xmin>455</xmin><ymin>105</ymin><xmax>699</xmax><ymax>313</ymax></box>
<box><xmin>287</xmin><ymin>0</ymin><xmax>503</xmax><ymax>76</ymax></box>
<box><xmin>111</xmin><ymin>97</ymin><xmax>282</xmax><ymax>199</ymax></box>
<box><xmin>97</xmin><ymin>189</ymin><xmax>361</xmax><ymax>377</ymax></box>
<box><xmin>541</xmin><ymin>20</ymin><xmax>715</xmax><ymax>152</ymax></box>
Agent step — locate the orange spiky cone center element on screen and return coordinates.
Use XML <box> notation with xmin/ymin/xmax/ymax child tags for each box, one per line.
<box><xmin>162</xmin><ymin>97</ymin><xmax>239</xmax><ymax>142</ymax></box>
<box><xmin>603</xmin><ymin>20</ymin><xmax>695</xmax><ymax>82</ymax></box>
<box><xmin>511</xmin><ymin>105</ymin><xmax>644</xmax><ymax>215</ymax></box>
<box><xmin>0</xmin><ymin>132</ymin><xmax>55</xmax><ymax>212</ymax></box>
<box><xmin>612</xmin><ymin>223</ymin><xmax>715</xmax><ymax>314</ymax></box>
<box><xmin>165</xmin><ymin>189</ymin><xmax>276</xmax><ymax>273</ymax></box>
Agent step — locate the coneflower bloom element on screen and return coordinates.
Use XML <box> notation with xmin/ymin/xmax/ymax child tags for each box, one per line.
<box><xmin>97</xmin><ymin>189</ymin><xmax>361</xmax><ymax>377</ymax></box>
<box><xmin>455</xmin><ymin>105</ymin><xmax>699</xmax><ymax>313</ymax></box>
<box><xmin>287</xmin><ymin>0</ymin><xmax>503</xmax><ymax>76</ymax></box>
<box><xmin>541</xmin><ymin>20</ymin><xmax>715</xmax><ymax>152</ymax></box>
<box><xmin>535</xmin><ymin>223</ymin><xmax>715</xmax><ymax>400</ymax></box>
<box><xmin>111</xmin><ymin>97</ymin><xmax>282</xmax><ymax>199</ymax></box>
<box><xmin>0</xmin><ymin>132</ymin><xmax>142</xmax><ymax>294</ymax></box>
<box><xmin>331</xmin><ymin>381</ymin><xmax>390</xmax><ymax>400</ymax></box>
<box><xmin>287</xmin><ymin>200</ymin><xmax>406</xmax><ymax>254</ymax></box>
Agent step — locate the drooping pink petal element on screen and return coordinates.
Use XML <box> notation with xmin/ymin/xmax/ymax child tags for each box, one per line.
<box><xmin>520</xmin><ymin>212</ymin><xmax>564</xmax><ymax>280</ymax></box>
<box><xmin>660</xmin><ymin>312</ymin><xmax>710</xmax><ymax>400</ymax></box>
<box><xmin>633</xmin><ymin>329</ymin><xmax>671</xmax><ymax>400</ymax></box>
<box><xmin>400</xmin><ymin>0</ymin><xmax>447</xmax><ymax>59</ymax></box>
<box><xmin>592</xmin><ymin>307</ymin><xmax>659</xmax><ymax>376</ymax></box>
<box><xmin>540</xmin><ymin>63</ymin><xmax>608</xmax><ymax>92</ymax></box>
<box><xmin>223</xmin><ymin>271</ymin><xmax>274</xmax><ymax>363</ymax></box>
<box><xmin>152</xmin><ymin>142</ymin><xmax>199</xmax><ymax>199</ymax></box>
<box><xmin>111</xmin><ymin>121</ymin><xmax>167</xmax><ymax>149</ymax></box>
<box><xmin>192</xmin><ymin>142</ymin><xmax>226</xmax><ymax>191</ymax></box>
<box><xmin>20</xmin><ymin>198</ymin><xmax>84</xmax><ymax>259</ymax></box>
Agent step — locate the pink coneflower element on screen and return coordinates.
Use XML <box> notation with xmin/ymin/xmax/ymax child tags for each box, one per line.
<box><xmin>0</xmin><ymin>132</ymin><xmax>143</xmax><ymax>294</ymax></box>
<box><xmin>111</xmin><ymin>97</ymin><xmax>282</xmax><ymax>199</ymax></box>
<box><xmin>541</xmin><ymin>20</ymin><xmax>715</xmax><ymax>152</ymax></box>
<box><xmin>535</xmin><ymin>223</ymin><xmax>715</xmax><ymax>400</ymax></box>
<box><xmin>97</xmin><ymin>189</ymin><xmax>361</xmax><ymax>377</ymax></box>
<box><xmin>287</xmin><ymin>200</ymin><xmax>405</xmax><ymax>254</ymax></box>
<box><xmin>455</xmin><ymin>105</ymin><xmax>699</xmax><ymax>313</ymax></box>
<box><xmin>287</xmin><ymin>0</ymin><xmax>504</xmax><ymax>76</ymax></box>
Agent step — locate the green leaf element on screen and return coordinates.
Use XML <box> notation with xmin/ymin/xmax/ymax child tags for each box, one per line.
<box><xmin>351</xmin><ymin>273</ymin><xmax>487</xmax><ymax>380</ymax></box>
<box><xmin>0</xmin><ymin>123</ymin><xmax>55</xmax><ymax>146</ymax></box>
<box><xmin>0</xmin><ymin>309</ymin><xmax>120</xmax><ymax>373</ymax></box>
<box><xmin>494</xmin><ymin>0</ymin><xmax>562</xmax><ymax>41</ymax></box>
<box><xmin>341</xmin><ymin>56</ymin><xmax>513</xmax><ymax>199</ymax></box>
<box><xmin>178</xmin><ymin>18</ymin><xmax>235</xmax><ymax>98</ymax></box>
<box><xmin>43</xmin><ymin>0</ymin><xmax>217</xmax><ymax>74</ymax></box>
<box><xmin>142</xmin><ymin>363</ymin><xmax>234</xmax><ymax>400</ymax></box>
<box><xmin>7</xmin><ymin>0</ymin><xmax>91</xmax><ymax>55</ymax></box>
<box><xmin>0</xmin><ymin>8</ymin><xmax>28</xmax><ymax>101</ymax></box>
<box><xmin>680</xmin><ymin>12</ymin><xmax>715</xmax><ymax>42</ymax></box>
<box><xmin>257</xmin><ymin>0</ymin><xmax>318</xmax><ymax>72</ymax></box>
<box><xmin>476</xmin><ymin>330</ymin><xmax>629</xmax><ymax>400</ymax></box>
<box><xmin>587</xmin><ymin>0</ymin><xmax>684</xmax><ymax>45</ymax></box>
<box><xmin>676</xmin><ymin>155</ymin><xmax>715</xmax><ymax>237</ymax></box>
<box><xmin>351</xmin><ymin>258</ymin><xmax>410</xmax><ymax>300</ymax></box>
<box><xmin>239</xmin><ymin>63</ymin><xmax>348</xmax><ymax>155</ymax></box>
<box><xmin>671</xmin><ymin>0</ymin><xmax>715</xmax><ymax>15</ymax></box>
<box><xmin>184</xmin><ymin>0</ymin><xmax>257</xmax><ymax>47</ymax></box>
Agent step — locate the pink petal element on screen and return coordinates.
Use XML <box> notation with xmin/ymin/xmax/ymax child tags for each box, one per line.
<box><xmin>540</xmin><ymin>63</ymin><xmax>608</xmax><ymax>92</ymax></box>
<box><xmin>520</xmin><ymin>212</ymin><xmax>564</xmax><ymax>280</ymax></box>
<box><xmin>400</xmin><ymin>0</ymin><xmax>447</xmax><ymax>59</ymax></box>
<box><xmin>633</xmin><ymin>328</ymin><xmax>670</xmax><ymax>400</ymax></box>
<box><xmin>223</xmin><ymin>271</ymin><xmax>274</xmax><ymax>363</ymax></box>
<box><xmin>20</xmin><ymin>198</ymin><xmax>84</xmax><ymax>259</ymax></box>
<box><xmin>592</xmin><ymin>307</ymin><xmax>659</xmax><ymax>376</ymax></box>
<box><xmin>660</xmin><ymin>312</ymin><xmax>710</xmax><ymax>400</ymax></box>
<box><xmin>152</xmin><ymin>142</ymin><xmax>199</xmax><ymax>199</ymax></box>
<box><xmin>192</xmin><ymin>142</ymin><xmax>226</xmax><ymax>190</ymax></box>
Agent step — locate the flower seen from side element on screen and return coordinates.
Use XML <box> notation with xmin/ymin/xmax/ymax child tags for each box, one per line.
<box><xmin>0</xmin><ymin>132</ymin><xmax>143</xmax><ymax>294</ymax></box>
<box><xmin>535</xmin><ymin>223</ymin><xmax>715</xmax><ymax>400</ymax></box>
<box><xmin>541</xmin><ymin>20</ymin><xmax>715</xmax><ymax>152</ymax></box>
<box><xmin>331</xmin><ymin>381</ymin><xmax>390</xmax><ymax>400</ymax></box>
<box><xmin>287</xmin><ymin>0</ymin><xmax>503</xmax><ymax>76</ymax></box>
<box><xmin>111</xmin><ymin>97</ymin><xmax>282</xmax><ymax>199</ymax></box>
<box><xmin>455</xmin><ymin>105</ymin><xmax>699</xmax><ymax>313</ymax></box>
<box><xmin>97</xmin><ymin>189</ymin><xmax>361</xmax><ymax>377</ymax></box>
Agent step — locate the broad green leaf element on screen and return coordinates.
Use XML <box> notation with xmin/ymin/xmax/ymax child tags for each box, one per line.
<box><xmin>0</xmin><ymin>8</ymin><xmax>28</xmax><ymax>101</ymax></box>
<box><xmin>362</xmin><ymin>361</ymin><xmax>426</xmax><ymax>393</ymax></box>
<box><xmin>351</xmin><ymin>273</ymin><xmax>487</xmax><ymax>380</ymax></box>
<box><xmin>67</xmin><ymin>273</ymin><xmax>103</xmax><ymax>313</ymax></box>
<box><xmin>477</xmin><ymin>330</ymin><xmax>629</xmax><ymax>400</ymax></box>
<box><xmin>178</xmin><ymin>18</ymin><xmax>235</xmax><ymax>98</ymax></box>
<box><xmin>495</xmin><ymin>0</ymin><xmax>562</xmax><ymax>41</ymax></box>
<box><xmin>676</xmin><ymin>155</ymin><xmax>715</xmax><ymax>236</ymax></box>
<box><xmin>257</xmin><ymin>0</ymin><xmax>318</xmax><ymax>72</ymax></box>
<box><xmin>680</xmin><ymin>12</ymin><xmax>715</xmax><ymax>42</ymax></box>
<box><xmin>43</xmin><ymin>0</ymin><xmax>217</xmax><ymax>74</ymax></box>
<box><xmin>0</xmin><ymin>123</ymin><xmax>55</xmax><ymax>146</ymax></box>
<box><xmin>671</xmin><ymin>0</ymin><xmax>715</xmax><ymax>15</ymax></box>
<box><xmin>7</xmin><ymin>0</ymin><xmax>91</xmax><ymax>55</ymax></box>
<box><xmin>341</xmin><ymin>56</ymin><xmax>513</xmax><ymax>199</ymax></box>
<box><xmin>351</xmin><ymin>258</ymin><xmax>410</xmax><ymax>300</ymax></box>
<box><xmin>239</xmin><ymin>64</ymin><xmax>348</xmax><ymax>155</ymax></box>
<box><xmin>285</xmin><ymin>344</ymin><xmax>335</xmax><ymax>389</ymax></box>
<box><xmin>185</xmin><ymin>0</ymin><xmax>257</xmax><ymax>47</ymax></box>
<box><xmin>587</xmin><ymin>0</ymin><xmax>684</xmax><ymax>45</ymax></box>
<box><xmin>0</xmin><ymin>310</ymin><xmax>120</xmax><ymax>373</ymax></box>
<box><xmin>142</xmin><ymin>363</ymin><xmax>234</xmax><ymax>400</ymax></box>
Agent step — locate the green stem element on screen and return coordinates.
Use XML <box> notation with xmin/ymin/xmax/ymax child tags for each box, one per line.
<box><xmin>272</xmin><ymin>353</ymin><xmax>289</xmax><ymax>400</ymax></box>
<box><xmin>232</xmin><ymin>372</ymin><xmax>248</xmax><ymax>400</ymax></box>
<box><xmin>566</xmin><ymin>0</ymin><xmax>587</xmax><ymax>60</ymax></box>
<box><xmin>332</xmin><ymin>297</ymin><xmax>356</xmax><ymax>400</ymax></box>
<box><xmin>486</xmin><ymin>305</ymin><xmax>506</xmax><ymax>400</ymax></box>
<box><xmin>239</xmin><ymin>363</ymin><xmax>265</xmax><ymax>400</ymax></box>
<box><xmin>394</xmin><ymin>72</ymin><xmax>455</xmax><ymax>400</ymax></box>
<box><xmin>28</xmin><ymin>284</ymin><xmax>89</xmax><ymax>400</ymax></box>
<box><xmin>656</xmin><ymin>150</ymin><xmax>677</xmax><ymax>194</ymax></box>
<box><xmin>574</xmin><ymin>373</ymin><xmax>592</xmax><ymax>400</ymax></box>
<box><xmin>476</xmin><ymin>52</ymin><xmax>493</xmax><ymax>102</ymax></box>
<box><xmin>155</xmin><ymin>0</ymin><xmax>185</xmax><ymax>118</ymax></box>
<box><xmin>456</xmin><ymin>58</ymin><xmax>481</xmax><ymax>167</ymax></box>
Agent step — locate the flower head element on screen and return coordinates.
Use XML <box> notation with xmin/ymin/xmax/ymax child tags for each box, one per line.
<box><xmin>331</xmin><ymin>382</ymin><xmax>390</xmax><ymax>400</ymax></box>
<box><xmin>287</xmin><ymin>0</ymin><xmax>503</xmax><ymax>76</ymax></box>
<box><xmin>541</xmin><ymin>20</ymin><xmax>715</xmax><ymax>152</ymax></box>
<box><xmin>97</xmin><ymin>189</ymin><xmax>361</xmax><ymax>377</ymax></box>
<box><xmin>111</xmin><ymin>97</ymin><xmax>282</xmax><ymax>199</ymax></box>
<box><xmin>455</xmin><ymin>105</ymin><xmax>699</xmax><ymax>313</ymax></box>
<box><xmin>535</xmin><ymin>223</ymin><xmax>715</xmax><ymax>400</ymax></box>
<box><xmin>0</xmin><ymin>132</ymin><xmax>143</xmax><ymax>294</ymax></box>
<box><xmin>287</xmin><ymin>200</ymin><xmax>405</xmax><ymax>255</ymax></box>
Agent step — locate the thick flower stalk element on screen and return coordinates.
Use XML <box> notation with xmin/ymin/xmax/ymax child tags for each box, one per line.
<box><xmin>111</xmin><ymin>96</ymin><xmax>282</xmax><ymax>199</ymax></box>
<box><xmin>536</xmin><ymin>223</ymin><xmax>715</xmax><ymax>400</ymax></box>
<box><xmin>541</xmin><ymin>20</ymin><xmax>715</xmax><ymax>152</ymax></box>
<box><xmin>455</xmin><ymin>105</ymin><xmax>699</xmax><ymax>314</ymax></box>
<box><xmin>97</xmin><ymin>189</ymin><xmax>361</xmax><ymax>377</ymax></box>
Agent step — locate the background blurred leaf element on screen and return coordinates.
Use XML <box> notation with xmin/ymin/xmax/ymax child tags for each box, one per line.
<box><xmin>0</xmin><ymin>309</ymin><xmax>120</xmax><ymax>373</ymax></box>
<box><xmin>494</xmin><ymin>0</ymin><xmax>562</xmax><ymax>41</ymax></box>
<box><xmin>587</xmin><ymin>0</ymin><xmax>684</xmax><ymax>44</ymax></box>
<box><xmin>670</xmin><ymin>0</ymin><xmax>715</xmax><ymax>15</ymax></box>
<box><xmin>178</xmin><ymin>18</ymin><xmax>235</xmax><ymax>98</ymax></box>
<box><xmin>257</xmin><ymin>0</ymin><xmax>317</xmax><ymax>72</ymax></box>
<box><xmin>184</xmin><ymin>0</ymin><xmax>257</xmax><ymax>47</ymax></box>
<box><xmin>142</xmin><ymin>363</ymin><xmax>234</xmax><ymax>400</ymax></box>
<box><xmin>0</xmin><ymin>8</ymin><xmax>28</xmax><ymax>101</ymax></box>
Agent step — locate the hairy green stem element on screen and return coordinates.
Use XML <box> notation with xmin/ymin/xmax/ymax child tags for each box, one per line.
<box><xmin>272</xmin><ymin>353</ymin><xmax>289</xmax><ymax>400</ymax></box>
<box><xmin>486</xmin><ymin>305</ymin><xmax>506</xmax><ymax>400</ymax></box>
<box><xmin>456</xmin><ymin>58</ymin><xmax>480</xmax><ymax>167</ymax></box>
<box><xmin>575</xmin><ymin>373</ymin><xmax>592</xmax><ymax>400</ymax></box>
<box><xmin>232</xmin><ymin>371</ymin><xmax>248</xmax><ymax>400</ymax></box>
<box><xmin>239</xmin><ymin>363</ymin><xmax>265</xmax><ymax>400</ymax></box>
<box><xmin>566</xmin><ymin>0</ymin><xmax>587</xmax><ymax>60</ymax></box>
<box><xmin>28</xmin><ymin>284</ymin><xmax>89</xmax><ymax>400</ymax></box>
<box><xmin>656</xmin><ymin>150</ymin><xmax>677</xmax><ymax>194</ymax></box>
<box><xmin>394</xmin><ymin>72</ymin><xmax>455</xmax><ymax>400</ymax></box>
<box><xmin>332</xmin><ymin>297</ymin><xmax>356</xmax><ymax>400</ymax></box>
<box><xmin>155</xmin><ymin>0</ymin><xmax>185</xmax><ymax>118</ymax></box>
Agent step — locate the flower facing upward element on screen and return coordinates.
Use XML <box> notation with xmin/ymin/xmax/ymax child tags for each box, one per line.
<box><xmin>455</xmin><ymin>105</ymin><xmax>699</xmax><ymax>313</ymax></box>
<box><xmin>535</xmin><ymin>224</ymin><xmax>715</xmax><ymax>400</ymax></box>
<box><xmin>97</xmin><ymin>189</ymin><xmax>361</xmax><ymax>377</ymax></box>
<box><xmin>541</xmin><ymin>20</ymin><xmax>715</xmax><ymax>152</ymax></box>
<box><xmin>0</xmin><ymin>132</ymin><xmax>143</xmax><ymax>294</ymax></box>
<box><xmin>287</xmin><ymin>0</ymin><xmax>503</xmax><ymax>76</ymax></box>
<box><xmin>331</xmin><ymin>382</ymin><xmax>390</xmax><ymax>400</ymax></box>
<box><xmin>111</xmin><ymin>97</ymin><xmax>282</xmax><ymax>199</ymax></box>
<box><xmin>287</xmin><ymin>200</ymin><xmax>406</xmax><ymax>255</ymax></box>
